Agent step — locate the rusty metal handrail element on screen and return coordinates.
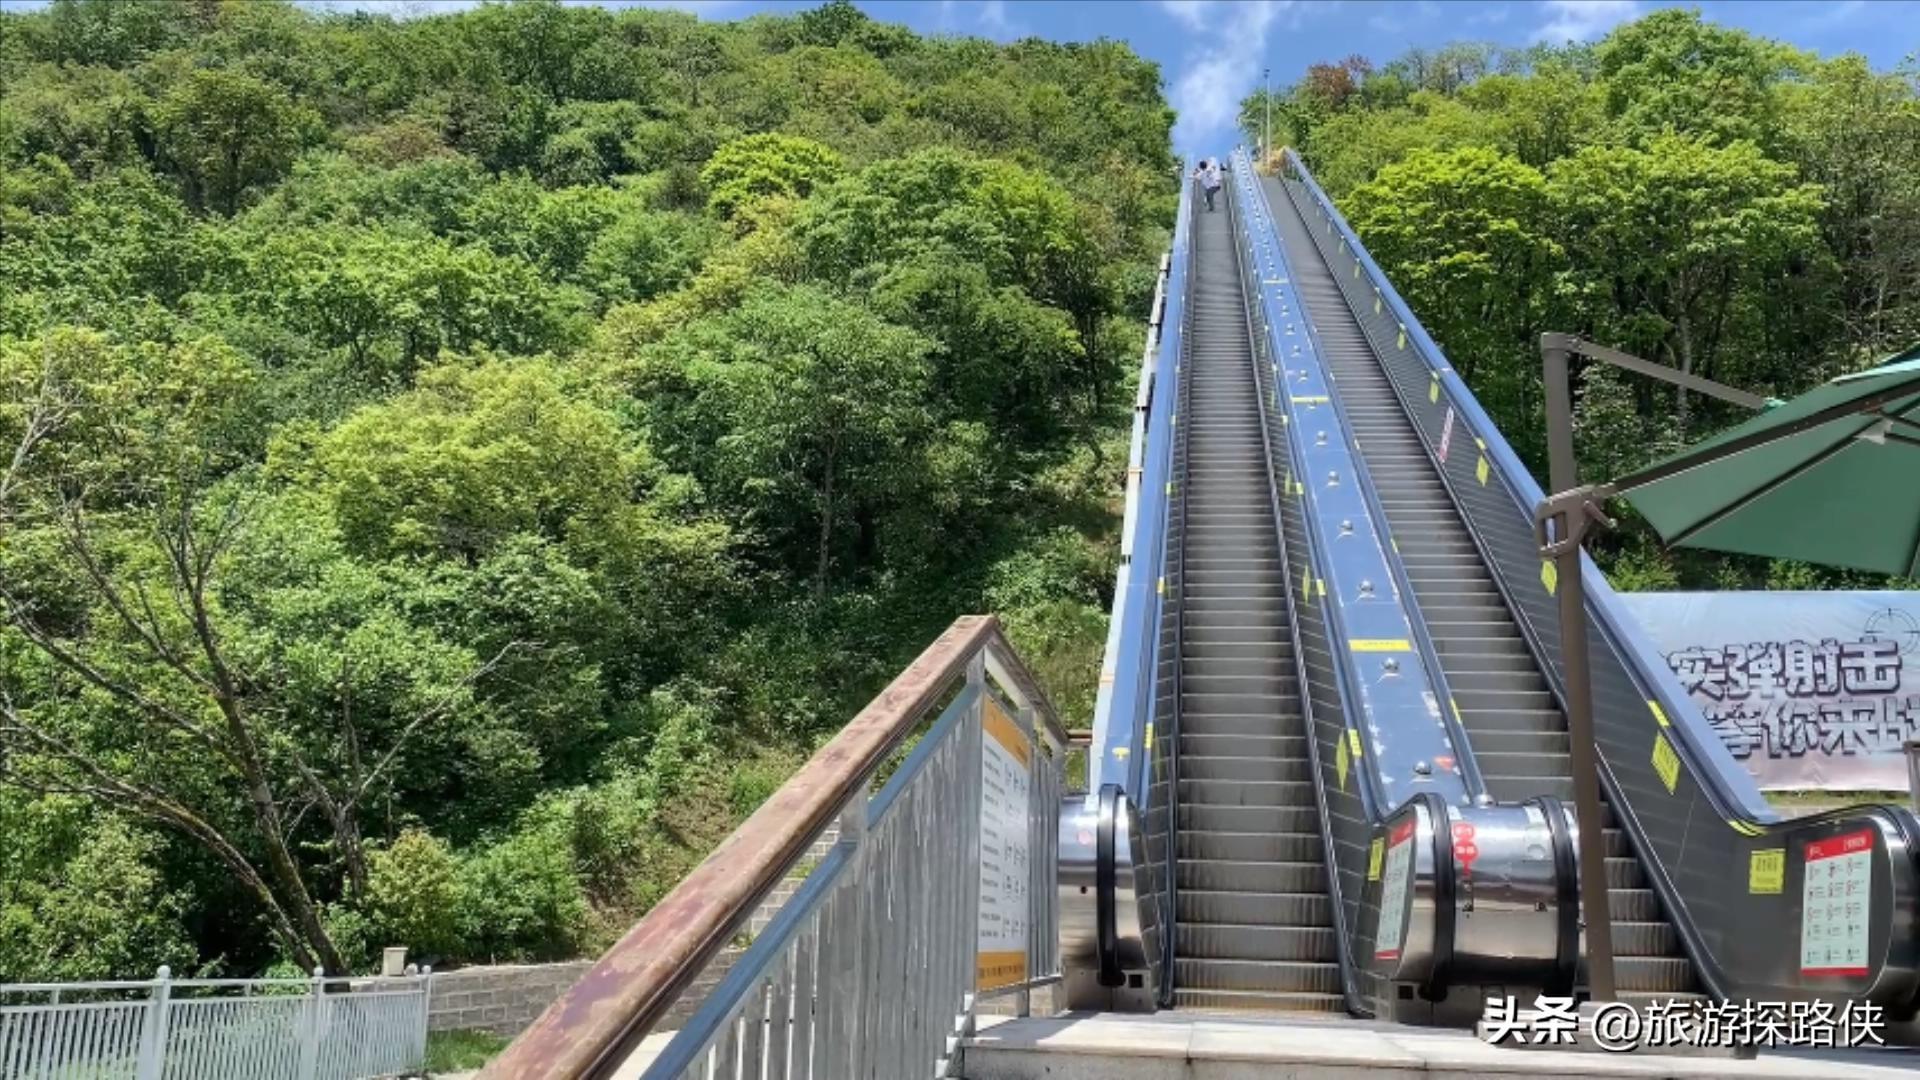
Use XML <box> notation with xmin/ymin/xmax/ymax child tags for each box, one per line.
<box><xmin>485</xmin><ymin>614</ymin><xmax>1064</xmax><ymax>1079</ymax></box>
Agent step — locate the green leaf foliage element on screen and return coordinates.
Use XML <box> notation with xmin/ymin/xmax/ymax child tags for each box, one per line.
<box><xmin>0</xmin><ymin>0</ymin><xmax>1171</xmax><ymax>976</ymax></box>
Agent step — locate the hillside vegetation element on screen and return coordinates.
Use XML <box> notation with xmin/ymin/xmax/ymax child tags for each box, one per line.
<box><xmin>1244</xmin><ymin>11</ymin><xmax>1920</xmax><ymax>589</ymax></box>
<box><xmin>0</xmin><ymin>0</ymin><xmax>1174</xmax><ymax>979</ymax></box>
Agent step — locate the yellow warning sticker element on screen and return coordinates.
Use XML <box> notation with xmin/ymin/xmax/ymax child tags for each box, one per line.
<box><xmin>1428</xmin><ymin>375</ymin><xmax>1439</xmax><ymax>403</ymax></box>
<box><xmin>1397</xmin><ymin>324</ymin><xmax>1408</xmax><ymax>350</ymax></box>
<box><xmin>1348</xmin><ymin>728</ymin><xmax>1362</xmax><ymax>759</ymax></box>
<box><xmin>1541</xmin><ymin>560</ymin><xmax>1558</xmax><ymax>596</ymax></box>
<box><xmin>1749</xmin><ymin>849</ymin><xmax>1785</xmax><ymax>895</ymax></box>
<box><xmin>1652</xmin><ymin>732</ymin><xmax>1680</xmax><ymax>794</ymax></box>
<box><xmin>1336</xmin><ymin>734</ymin><xmax>1350</xmax><ymax>792</ymax></box>
<box><xmin>1350</xmin><ymin>639</ymin><xmax>1413</xmax><ymax>652</ymax></box>
<box><xmin>1368</xmin><ymin>837</ymin><xmax>1384</xmax><ymax>882</ymax></box>
<box><xmin>1475</xmin><ymin>456</ymin><xmax>1490</xmax><ymax>486</ymax></box>
<box><xmin>1649</xmin><ymin>701</ymin><xmax>1670</xmax><ymax>728</ymax></box>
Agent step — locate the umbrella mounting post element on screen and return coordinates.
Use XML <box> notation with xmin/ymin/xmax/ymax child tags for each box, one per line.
<box><xmin>1538</xmin><ymin>334</ymin><xmax>1620</xmax><ymax>1003</ymax></box>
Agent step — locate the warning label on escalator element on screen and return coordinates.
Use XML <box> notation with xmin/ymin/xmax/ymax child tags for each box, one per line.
<box><xmin>978</xmin><ymin>695</ymin><xmax>1032</xmax><ymax>991</ymax></box>
<box><xmin>1375</xmin><ymin>819</ymin><xmax>1416</xmax><ymax>961</ymax></box>
<box><xmin>1801</xmin><ymin>828</ymin><xmax>1872</xmax><ymax>977</ymax></box>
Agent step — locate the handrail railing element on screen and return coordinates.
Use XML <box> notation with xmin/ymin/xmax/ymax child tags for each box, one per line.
<box><xmin>487</xmin><ymin>615</ymin><xmax>1068</xmax><ymax>1079</ymax></box>
<box><xmin>1092</xmin><ymin>165</ymin><xmax>1194</xmax><ymax>804</ymax></box>
<box><xmin>1154</xmin><ymin>176</ymin><xmax>1196</xmax><ymax>1008</ymax></box>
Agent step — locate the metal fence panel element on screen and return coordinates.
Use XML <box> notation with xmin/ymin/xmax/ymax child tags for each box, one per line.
<box><xmin>0</xmin><ymin>972</ymin><xmax>430</xmax><ymax>1080</ymax></box>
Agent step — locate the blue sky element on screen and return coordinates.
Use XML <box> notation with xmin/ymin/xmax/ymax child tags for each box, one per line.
<box><xmin>8</xmin><ymin>0</ymin><xmax>1917</xmax><ymax>155</ymax></box>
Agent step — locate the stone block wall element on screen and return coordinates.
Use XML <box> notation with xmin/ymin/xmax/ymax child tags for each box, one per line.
<box><xmin>427</xmin><ymin>961</ymin><xmax>593</xmax><ymax>1035</ymax></box>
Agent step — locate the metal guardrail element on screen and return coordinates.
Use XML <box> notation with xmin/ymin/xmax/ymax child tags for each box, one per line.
<box><xmin>0</xmin><ymin>968</ymin><xmax>430</xmax><ymax>1080</ymax></box>
<box><xmin>1278</xmin><ymin>147</ymin><xmax>1920</xmax><ymax>1011</ymax></box>
<box><xmin>488</xmin><ymin>616</ymin><xmax>1069</xmax><ymax>1080</ymax></box>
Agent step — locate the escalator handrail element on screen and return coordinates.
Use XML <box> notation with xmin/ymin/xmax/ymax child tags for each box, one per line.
<box><xmin>1220</xmin><ymin>164</ymin><xmax>1369</xmax><ymax>1016</ymax></box>
<box><xmin>1225</xmin><ymin>154</ymin><xmax>1387</xmax><ymax>825</ymax></box>
<box><xmin>1243</xmin><ymin>149</ymin><xmax>1489</xmax><ymax>802</ymax></box>
<box><xmin>1279</xmin><ymin>147</ymin><xmax>1770</xmax><ymax>823</ymax></box>
<box><xmin>1156</xmin><ymin>177</ymin><xmax>1197</xmax><ymax>1007</ymax></box>
<box><xmin>1092</xmin><ymin>166</ymin><xmax>1194</xmax><ymax>803</ymax></box>
<box><xmin>1232</xmin><ymin>148</ymin><xmax>1473</xmax><ymax>812</ymax></box>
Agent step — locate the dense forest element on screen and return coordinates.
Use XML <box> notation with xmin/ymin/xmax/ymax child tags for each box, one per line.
<box><xmin>1242</xmin><ymin>10</ymin><xmax>1920</xmax><ymax>590</ymax></box>
<box><xmin>0</xmin><ymin>0</ymin><xmax>1174</xmax><ymax>979</ymax></box>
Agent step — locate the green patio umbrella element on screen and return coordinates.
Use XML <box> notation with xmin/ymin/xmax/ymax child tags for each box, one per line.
<box><xmin>1618</xmin><ymin>353</ymin><xmax>1920</xmax><ymax>578</ymax></box>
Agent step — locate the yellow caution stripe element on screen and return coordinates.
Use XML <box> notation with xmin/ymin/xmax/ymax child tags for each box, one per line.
<box><xmin>1349</xmin><ymin>638</ymin><xmax>1413</xmax><ymax>652</ymax></box>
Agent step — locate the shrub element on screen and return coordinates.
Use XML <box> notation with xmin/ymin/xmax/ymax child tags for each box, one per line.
<box><xmin>364</xmin><ymin>829</ymin><xmax>464</xmax><ymax>961</ymax></box>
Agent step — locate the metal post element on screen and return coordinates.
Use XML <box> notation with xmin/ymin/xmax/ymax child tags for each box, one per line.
<box><xmin>134</xmin><ymin>966</ymin><xmax>172</xmax><ymax>1080</ymax></box>
<box><xmin>834</xmin><ymin>785</ymin><xmax>870</xmax><ymax>1079</ymax></box>
<box><xmin>1262</xmin><ymin>67</ymin><xmax>1272</xmax><ymax>166</ymax></box>
<box><xmin>1540</xmin><ymin>333</ymin><xmax>1617</xmax><ymax>1003</ymax></box>
<box><xmin>298</xmin><ymin>966</ymin><xmax>324</xmax><ymax>1080</ymax></box>
<box><xmin>1905</xmin><ymin>741</ymin><xmax>1920</xmax><ymax>815</ymax></box>
<box><xmin>1018</xmin><ymin>696</ymin><xmax>1039</xmax><ymax>1021</ymax></box>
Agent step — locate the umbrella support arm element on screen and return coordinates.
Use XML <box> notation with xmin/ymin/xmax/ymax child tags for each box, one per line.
<box><xmin>1540</xmin><ymin>333</ymin><xmax>1771</xmax><ymax>411</ymax></box>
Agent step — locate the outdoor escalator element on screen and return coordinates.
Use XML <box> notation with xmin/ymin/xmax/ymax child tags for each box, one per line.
<box><xmin>1261</xmin><ymin>171</ymin><xmax>1699</xmax><ymax>1005</ymax></box>
<box><xmin>1168</xmin><ymin>180</ymin><xmax>1343</xmax><ymax>1014</ymax></box>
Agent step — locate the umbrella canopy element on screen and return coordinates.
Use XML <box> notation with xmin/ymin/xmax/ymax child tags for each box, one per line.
<box><xmin>1620</xmin><ymin>353</ymin><xmax>1920</xmax><ymax>578</ymax></box>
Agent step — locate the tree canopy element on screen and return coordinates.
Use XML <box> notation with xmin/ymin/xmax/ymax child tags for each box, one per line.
<box><xmin>1244</xmin><ymin>11</ymin><xmax>1920</xmax><ymax>588</ymax></box>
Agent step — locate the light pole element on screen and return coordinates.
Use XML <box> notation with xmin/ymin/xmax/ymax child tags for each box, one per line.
<box><xmin>1262</xmin><ymin>67</ymin><xmax>1272</xmax><ymax>167</ymax></box>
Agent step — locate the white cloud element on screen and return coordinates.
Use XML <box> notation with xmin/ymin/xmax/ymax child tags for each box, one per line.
<box><xmin>1531</xmin><ymin>0</ymin><xmax>1640</xmax><ymax>43</ymax></box>
<box><xmin>1166</xmin><ymin>1</ymin><xmax>1292</xmax><ymax>155</ymax></box>
<box><xmin>1804</xmin><ymin>0</ymin><xmax>1867</xmax><ymax>27</ymax></box>
<box><xmin>1158</xmin><ymin>0</ymin><xmax>1210</xmax><ymax>31</ymax></box>
<box><xmin>977</xmin><ymin>0</ymin><xmax>1025</xmax><ymax>39</ymax></box>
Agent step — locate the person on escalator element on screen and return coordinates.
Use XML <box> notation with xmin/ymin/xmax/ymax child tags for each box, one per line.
<box><xmin>1195</xmin><ymin>158</ymin><xmax>1223</xmax><ymax>211</ymax></box>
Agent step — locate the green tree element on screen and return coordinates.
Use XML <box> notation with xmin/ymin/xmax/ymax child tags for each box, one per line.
<box><xmin>1593</xmin><ymin>9</ymin><xmax>1801</xmax><ymax>150</ymax></box>
<box><xmin>153</xmin><ymin>67</ymin><xmax>308</xmax><ymax>215</ymax></box>
<box><xmin>1548</xmin><ymin>134</ymin><xmax>1827</xmax><ymax>433</ymax></box>
<box><xmin>1346</xmin><ymin>146</ymin><xmax>1561</xmax><ymax>460</ymax></box>
<box><xmin>634</xmin><ymin>284</ymin><xmax>931</xmax><ymax>594</ymax></box>
<box><xmin>700</xmin><ymin>133</ymin><xmax>844</xmax><ymax>221</ymax></box>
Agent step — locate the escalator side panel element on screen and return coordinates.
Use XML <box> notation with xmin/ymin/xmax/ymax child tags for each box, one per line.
<box><xmin>1262</xmin><ymin>174</ymin><xmax>1697</xmax><ymax>1001</ymax></box>
<box><xmin>1271</xmin><ymin>153</ymin><xmax>1920</xmax><ymax>1012</ymax></box>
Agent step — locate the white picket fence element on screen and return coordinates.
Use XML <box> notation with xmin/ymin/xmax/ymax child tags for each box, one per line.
<box><xmin>0</xmin><ymin>967</ymin><xmax>431</xmax><ymax>1079</ymax></box>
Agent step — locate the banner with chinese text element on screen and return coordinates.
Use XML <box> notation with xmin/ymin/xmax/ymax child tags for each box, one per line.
<box><xmin>1619</xmin><ymin>592</ymin><xmax>1920</xmax><ymax>791</ymax></box>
